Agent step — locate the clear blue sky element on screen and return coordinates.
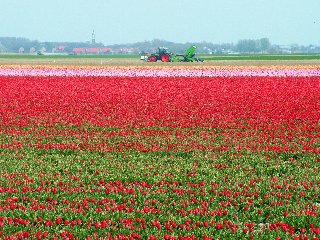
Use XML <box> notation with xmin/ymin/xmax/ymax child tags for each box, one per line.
<box><xmin>1</xmin><ymin>0</ymin><xmax>319</xmax><ymax>45</ymax></box>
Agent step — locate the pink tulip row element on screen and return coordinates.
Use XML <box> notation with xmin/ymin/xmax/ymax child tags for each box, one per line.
<box><xmin>1</xmin><ymin>65</ymin><xmax>320</xmax><ymax>77</ymax></box>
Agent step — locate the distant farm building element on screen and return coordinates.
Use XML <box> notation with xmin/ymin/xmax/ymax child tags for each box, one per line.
<box><xmin>30</xmin><ymin>47</ymin><xmax>36</xmax><ymax>53</ymax></box>
<box><xmin>71</xmin><ymin>47</ymin><xmax>112</xmax><ymax>55</ymax></box>
<box><xmin>40</xmin><ymin>47</ymin><xmax>46</xmax><ymax>53</ymax></box>
<box><xmin>54</xmin><ymin>46</ymin><xmax>66</xmax><ymax>53</ymax></box>
<box><xmin>113</xmin><ymin>47</ymin><xmax>138</xmax><ymax>54</ymax></box>
<box><xmin>86</xmin><ymin>48</ymin><xmax>100</xmax><ymax>54</ymax></box>
<box><xmin>100</xmin><ymin>48</ymin><xmax>111</xmax><ymax>54</ymax></box>
<box><xmin>72</xmin><ymin>48</ymin><xmax>86</xmax><ymax>55</ymax></box>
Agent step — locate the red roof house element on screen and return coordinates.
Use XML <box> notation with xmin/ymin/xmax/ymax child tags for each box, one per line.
<box><xmin>55</xmin><ymin>46</ymin><xmax>66</xmax><ymax>51</ymax></box>
<box><xmin>73</xmin><ymin>48</ymin><xmax>85</xmax><ymax>54</ymax></box>
<box><xmin>100</xmin><ymin>48</ymin><xmax>112</xmax><ymax>54</ymax></box>
<box><xmin>86</xmin><ymin>48</ymin><xmax>100</xmax><ymax>54</ymax></box>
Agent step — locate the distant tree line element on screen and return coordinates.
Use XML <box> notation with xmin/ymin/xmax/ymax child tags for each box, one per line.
<box><xmin>0</xmin><ymin>36</ymin><xmax>319</xmax><ymax>54</ymax></box>
<box><xmin>0</xmin><ymin>37</ymin><xmax>40</xmax><ymax>52</ymax></box>
<box><xmin>111</xmin><ymin>38</ymin><xmax>320</xmax><ymax>54</ymax></box>
<box><xmin>235</xmin><ymin>38</ymin><xmax>271</xmax><ymax>53</ymax></box>
<box><xmin>0</xmin><ymin>37</ymin><xmax>104</xmax><ymax>53</ymax></box>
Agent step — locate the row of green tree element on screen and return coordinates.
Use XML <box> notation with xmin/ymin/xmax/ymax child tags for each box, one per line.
<box><xmin>127</xmin><ymin>38</ymin><xmax>272</xmax><ymax>54</ymax></box>
<box><xmin>0</xmin><ymin>37</ymin><xmax>103</xmax><ymax>53</ymax></box>
<box><xmin>0</xmin><ymin>36</ymin><xmax>319</xmax><ymax>54</ymax></box>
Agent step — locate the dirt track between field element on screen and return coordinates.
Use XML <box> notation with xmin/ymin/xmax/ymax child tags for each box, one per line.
<box><xmin>1</xmin><ymin>58</ymin><xmax>320</xmax><ymax>66</ymax></box>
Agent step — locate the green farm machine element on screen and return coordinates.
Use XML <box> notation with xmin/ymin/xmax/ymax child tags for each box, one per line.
<box><xmin>141</xmin><ymin>45</ymin><xmax>204</xmax><ymax>62</ymax></box>
<box><xmin>173</xmin><ymin>45</ymin><xmax>204</xmax><ymax>62</ymax></box>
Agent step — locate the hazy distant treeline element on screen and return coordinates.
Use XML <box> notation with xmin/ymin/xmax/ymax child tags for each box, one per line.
<box><xmin>0</xmin><ymin>37</ymin><xmax>319</xmax><ymax>54</ymax></box>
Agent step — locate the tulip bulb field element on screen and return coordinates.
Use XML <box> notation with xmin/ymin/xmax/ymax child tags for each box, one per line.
<box><xmin>0</xmin><ymin>64</ymin><xmax>319</xmax><ymax>239</ymax></box>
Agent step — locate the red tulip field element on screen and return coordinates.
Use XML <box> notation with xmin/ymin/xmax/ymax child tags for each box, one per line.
<box><xmin>0</xmin><ymin>66</ymin><xmax>319</xmax><ymax>239</ymax></box>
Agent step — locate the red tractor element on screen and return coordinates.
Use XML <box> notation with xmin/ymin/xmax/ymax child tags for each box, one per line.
<box><xmin>146</xmin><ymin>47</ymin><xmax>172</xmax><ymax>62</ymax></box>
<box><xmin>141</xmin><ymin>45</ymin><xmax>204</xmax><ymax>63</ymax></box>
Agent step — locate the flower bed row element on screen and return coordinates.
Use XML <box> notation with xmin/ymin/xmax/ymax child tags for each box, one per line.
<box><xmin>0</xmin><ymin>66</ymin><xmax>319</xmax><ymax>239</ymax></box>
<box><xmin>0</xmin><ymin>65</ymin><xmax>320</xmax><ymax>77</ymax></box>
